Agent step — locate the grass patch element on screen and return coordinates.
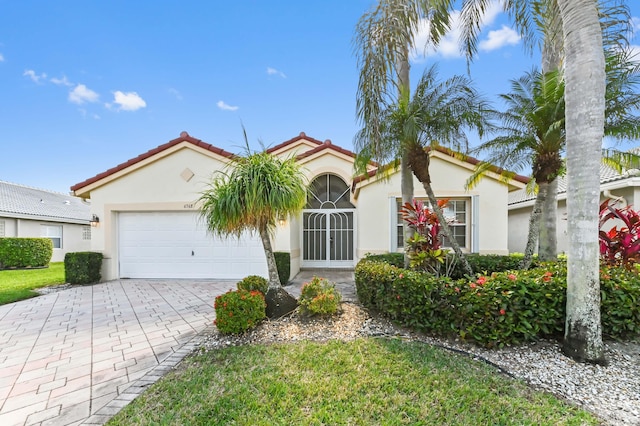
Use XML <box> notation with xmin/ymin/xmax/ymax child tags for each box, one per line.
<box><xmin>0</xmin><ymin>262</ymin><xmax>65</xmax><ymax>305</ymax></box>
<box><xmin>109</xmin><ymin>339</ymin><xmax>598</xmax><ymax>425</ymax></box>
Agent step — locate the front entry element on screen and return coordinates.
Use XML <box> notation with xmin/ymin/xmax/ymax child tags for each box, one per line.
<box><xmin>302</xmin><ymin>174</ymin><xmax>355</xmax><ymax>268</ymax></box>
<box><xmin>302</xmin><ymin>210</ymin><xmax>354</xmax><ymax>267</ymax></box>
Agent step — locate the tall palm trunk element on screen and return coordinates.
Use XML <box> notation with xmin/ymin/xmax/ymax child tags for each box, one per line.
<box><xmin>538</xmin><ymin>179</ymin><xmax>558</xmax><ymax>261</ymax></box>
<box><xmin>520</xmin><ymin>191</ymin><xmax>544</xmax><ymax>269</ymax></box>
<box><xmin>259</xmin><ymin>226</ymin><xmax>281</xmax><ymax>290</ymax></box>
<box><xmin>398</xmin><ymin>48</ymin><xmax>414</xmax><ymax>268</ymax></box>
<box><xmin>407</xmin><ymin>143</ymin><xmax>473</xmax><ymax>276</ymax></box>
<box><xmin>558</xmin><ymin>0</ymin><xmax>606</xmax><ymax>364</ymax></box>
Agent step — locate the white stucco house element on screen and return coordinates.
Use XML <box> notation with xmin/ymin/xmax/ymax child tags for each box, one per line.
<box><xmin>508</xmin><ymin>164</ymin><xmax>640</xmax><ymax>254</ymax></box>
<box><xmin>71</xmin><ymin>132</ymin><xmax>527</xmax><ymax>282</ymax></box>
<box><xmin>0</xmin><ymin>180</ymin><xmax>92</xmax><ymax>262</ymax></box>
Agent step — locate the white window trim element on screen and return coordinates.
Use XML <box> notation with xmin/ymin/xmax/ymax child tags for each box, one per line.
<box><xmin>392</xmin><ymin>196</ymin><xmax>477</xmax><ymax>253</ymax></box>
<box><xmin>41</xmin><ymin>224</ymin><xmax>63</xmax><ymax>249</ymax></box>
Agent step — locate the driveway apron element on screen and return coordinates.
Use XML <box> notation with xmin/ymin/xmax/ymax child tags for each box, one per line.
<box><xmin>0</xmin><ymin>280</ymin><xmax>236</xmax><ymax>426</ymax></box>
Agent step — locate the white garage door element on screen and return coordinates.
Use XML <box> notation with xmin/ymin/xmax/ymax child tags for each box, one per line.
<box><xmin>118</xmin><ymin>212</ymin><xmax>268</xmax><ymax>279</ymax></box>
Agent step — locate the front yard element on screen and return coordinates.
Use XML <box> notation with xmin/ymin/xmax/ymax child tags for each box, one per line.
<box><xmin>0</xmin><ymin>262</ymin><xmax>65</xmax><ymax>305</ymax></box>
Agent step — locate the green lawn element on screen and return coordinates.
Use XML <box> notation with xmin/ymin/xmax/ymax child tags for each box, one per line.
<box><xmin>108</xmin><ymin>338</ymin><xmax>598</xmax><ymax>426</ymax></box>
<box><xmin>0</xmin><ymin>262</ymin><xmax>66</xmax><ymax>305</ymax></box>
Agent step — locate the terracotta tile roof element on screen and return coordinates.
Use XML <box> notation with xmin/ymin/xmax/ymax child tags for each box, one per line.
<box><xmin>295</xmin><ymin>139</ymin><xmax>360</xmax><ymax>161</ymax></box>
<box><xmin>352</xmin><ymin>146</ymin><xmax>530</xmax><ymax>187</ymax></box>
<box><xmin>265</xmin><ymin>132</ymin><xmax>325</xmax><ymax>153</ymax></box>
<box><xmin>71</xmin><ymin>132</ymin><xmax>235</xmax><ymax>193</ymax></box>
<box><xmin>0</xmin><ymin>180</ymin><xmax>90</xmax><ymax>223</ymax></box>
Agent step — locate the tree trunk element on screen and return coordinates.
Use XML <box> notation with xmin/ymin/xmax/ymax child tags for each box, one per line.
<box><xmin>406</xmin><ymin>143</ymin><xmax>473</xmax><ymax>276</ymax></box>
<box><xmin>520</xmin><ymin>190</ymin><xmax>544</xmax><ymax>270</ymax></box>
<box><xmin>259</xmin><ymin>226</ymin><xmax>297</xmax><ymax>318</ymax></box>
<box><xmin>558</xmin><ymin>0</ymin><xmax>606</xmax><ymax>365</ymax></box>
<box><xmin>538</xmin><ymin>179</ymin><xmax>558</xmax><ymax>261</ymax></box>
<box><xmin>398</xmin><ymin>49</ymin><xmax>414</xmax><ymax>269</ymax></box>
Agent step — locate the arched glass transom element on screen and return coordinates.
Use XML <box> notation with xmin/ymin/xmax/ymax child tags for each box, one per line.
<box><xmin>306</xmin><ymin>174</ymin><xmax>354</xmax><ymax>209</ymax></box>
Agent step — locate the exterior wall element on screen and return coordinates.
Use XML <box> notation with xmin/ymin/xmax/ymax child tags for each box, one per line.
<box><xmin>508</xmin><ymin>184</ymin><xmax>640</xmax><ymax>254</ymax></box>
<box><xmin>356</xmin><ymin>155</ymin><xmax>511</xmax><ymax>259</ymax></box>
<box><xmin>0</xmin><ymin>216</ymin><xmax>90</xmax><ymax>262</ymax></box>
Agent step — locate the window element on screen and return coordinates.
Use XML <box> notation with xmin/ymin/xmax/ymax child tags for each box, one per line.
<box><xmin>82</xmin><ymin>226</ymin><xmax>91</xmax><ymax>241</ymax></box>
<box><xmin>0</xmin><ymin>220</ymin><xmax>4</xmax><ymax>237</ymax></box>
<box><xmin>41</xmin><ymin>225</ymin><xmax>62</xmax><ymax>249</ymax></box>
<box><xmin>396</xmin><ymin>198</ymin><xmax>469</xmax><ymax>249</ymax></box>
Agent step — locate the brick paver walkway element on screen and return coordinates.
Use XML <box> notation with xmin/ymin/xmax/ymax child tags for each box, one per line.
<box><xmin>0</xmin><ymin>280</ymin><xmax>236</xmax><ymax>426</ymax></box>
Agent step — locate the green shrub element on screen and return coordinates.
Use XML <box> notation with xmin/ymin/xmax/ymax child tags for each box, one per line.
<box><xmin>274</xmin><ymin>251</ymin><xmax>290</xmax><ymax>285</ymax></box>
<box><xmin>356</xmin><ymin>257</ymin><xmax>640</xmax><ymax>347</ymax></box>
<box><xmin>237</xmin><ymin>275</ymin><xmax>269</xmax><ymax>294</ymax></box>
<box><xmin>448</xmin><ymin>253</ymin><xmax>539</xmax><ymax>279</ymax></box>
<box><xmin>214</xmin><ymin>289</ymin><xmax>266</xmax><ymax>334</ymax></box>
<box><xmin>64</xmin><ymin>252</ymin><xmax>103</xmax><ymax>284</ymax></box>
<box><xmin>362</xmin><ymin>252</ymin><xmax>404</xmax><ymax>268</ymax></box>
<box><xmin>299</xmin><ymin>276</ymin><xmax>342</xmax><ymax>316</ymax></box>
<box><xmin>0</xmin><ymin>238</ymin><xmax>53</xmax><ymax>269</ymax></box>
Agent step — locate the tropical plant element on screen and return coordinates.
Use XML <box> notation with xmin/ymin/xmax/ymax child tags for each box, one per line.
<box><xmin>199</xmin><ymin>130</ymin><xmax>307</xmax><ymax>318</ymax></box>
<box><xmin>356</xmin><ymin>65</ymin><xmax>490</xmax><ymax>276</ymax></box>
<box><xmin>354</xmin><ymin>0</ymin><xmax>453</xmax><ymax>269</ymax></box>
<box><xmin>213</xmin><ymin>289</ymin><xmax>266</xmax><ymax>335</ymax></box>
<box><xmin>599</xmin><ymin>200</ymin><xmax>640</xmax><ymax>269</ymax></box>
<box><xmin>401</xmin><ymin>199</ymin><xmax>455</xmax><ymax>276</ymax></box>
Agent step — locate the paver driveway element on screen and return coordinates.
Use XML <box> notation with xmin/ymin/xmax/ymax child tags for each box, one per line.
<box><xmin>0</xmin><ymin>280</ymin><xmax>235</xmax><ymax>426</ymax></box>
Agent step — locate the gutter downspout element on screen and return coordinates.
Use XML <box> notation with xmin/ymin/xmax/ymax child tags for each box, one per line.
<box><xmin>603</xmin><ymin>189</ymin><xmax>627</xmax><ymax>208</ymax></box>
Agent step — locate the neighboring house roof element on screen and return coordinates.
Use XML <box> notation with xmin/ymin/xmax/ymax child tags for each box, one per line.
<box><xmin>0</xmin><ymin>180</ymin><xmax>91</xmax><ymax>224</ymax></box>
<box><xmin>71</xmin><ymin>131</ymin><xmax>235</xmax><ymax>194</ymax></box>
<box><xmin>508</xmin><ymin>163</ymin><xmax>640</xmax><ymax>207</ymax></box>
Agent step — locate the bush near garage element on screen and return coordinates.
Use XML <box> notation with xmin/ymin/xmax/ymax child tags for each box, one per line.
<box><xmin>355</xmin><ymin>256</ymin><xmax>640</xmax><ymax>347</ymax></box>
<box><xmin>274</xmin><ymin>251</ymin><xmax>291</xmax><ymax>285</ymax></box>
<box><xmin>214</xmin><ymin>289</ymin><xmax>266</xmax><ymax>334</ymax></box>
<box><xmin>0</xmin><ymin>237</ymin><xmax>53</xmax><ymax>269</ymax></box>
<box><xmin>237</xmin><ymin>275</ymin><xmax>269</xmax><ymax>294</ymax></box>
<box><xmin>64</xmin><ymin>252</ymin><xmax>103</xmax><ymax>284</ymax></box>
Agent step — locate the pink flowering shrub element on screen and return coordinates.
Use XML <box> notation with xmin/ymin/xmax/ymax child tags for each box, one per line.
<box><xmin>214</xmin><ymin>289</ymin><xmax>266</xmax><ymax>335</ymax></box>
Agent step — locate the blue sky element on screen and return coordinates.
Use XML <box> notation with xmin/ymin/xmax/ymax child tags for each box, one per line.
<box><xmin>1</xmin><ymin>1</ymin><xmax>639</xmax><ymax>194</ymax></box>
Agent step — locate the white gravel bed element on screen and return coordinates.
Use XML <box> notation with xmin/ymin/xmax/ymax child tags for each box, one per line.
<box><xmin>201</xmin><ymin>302</ymin><xmax>640</xmax><ymax>426</ymax></box>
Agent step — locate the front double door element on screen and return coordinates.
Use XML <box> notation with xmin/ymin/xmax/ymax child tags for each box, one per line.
<box><xmin>302</xmin><ymin>210</ymin><xmax>354</xmax><ymax>268</ymax></box>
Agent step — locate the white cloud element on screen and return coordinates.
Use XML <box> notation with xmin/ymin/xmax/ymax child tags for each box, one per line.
<box><xmin>479</xmin><ymin>25</ymin><xmax>521</xmax><ymax>51</ymax></box>
<box><xmin>217</xmin><ymin>100</ymin><xmax>239</xmax><ymax>111</ymax></box>
<box><xmin>69</xmin><ymin>84</ymin><xmax>99</xmax><ymax>104</ymax></box>
<box><xmin>51</xmin><ymin>75</ymin><xmax>73</xmax><ymax>86</ymax></box>
<box><xmin>267</xmin><ymin>67</ymin><xmax>287</xmax><ymax>78</ymax></box>
<box><xmin>24</xmin><ymin>69</ymin><xmax>47</xmax><ymax>83</ymax></box>
<box><xmin>0</xmin><ymin>53</ymin><xmax>4</xmax><ymax>62</ymax></box>
<box><xmin>411</xmin><ymin>0</ymin><xmax>512</xmax><ymax>61</ymax></box>
<box><xmin>111</xmin><ymin>91</ymin><xmax>147</xmax><ymax>111</ymax></box>
<box><xmin>168</xmin><ymin>88</ymin><xmax>183</xmax><ymax>100</ymax></box>
<box><xmin>632</xmin><ymin>17</ymin><xmax>640</xmax><ymax>35</ymax></box>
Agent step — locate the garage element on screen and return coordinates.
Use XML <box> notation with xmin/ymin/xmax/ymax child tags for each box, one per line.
<box><xmin>118</xmin><ymin>212</ymin><xmax>267</xmax><ymax>279</ymax></box>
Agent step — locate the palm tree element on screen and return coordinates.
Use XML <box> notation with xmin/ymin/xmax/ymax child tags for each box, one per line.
<box><xmin>356</xmin><ymin>65</ymin><xmax>491</xmax><ymax>275</ymax></box>
<box><xmin>557</xmin><ymin>0</ymin><xmax>607</xmax><ymax>364</ymax></box>
<box><xmin>198</xmin><ymin>133</ymin><xmax>307</xmax><ymax>318</ymax></box>
<box><xmin>467</xmin><ymin>46</ymin><xmax>640</xmax><ymax>269</ymax></box>
<box><xmin>354</xmin><ymin>0</ymin><xmax>453</xmax><ymax>268</ymax></box>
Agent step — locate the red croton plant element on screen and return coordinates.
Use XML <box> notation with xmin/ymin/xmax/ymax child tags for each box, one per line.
<box><xmin>400</xmin><ymin>199</ymin><xmax>450</xmax><ymax>275</ymax></box>
<box><xmin>599</xmin><ymin>199</ymin><xmax>640</xmax><ymax>269</ymax></box>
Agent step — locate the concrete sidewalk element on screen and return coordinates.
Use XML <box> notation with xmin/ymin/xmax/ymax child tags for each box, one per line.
<box><xmin>0</xmin><ymin>271</ymin><xmax>356</xmax><ymax>426</ymax></box>
<box><xmin>0</xmin><ymin>280</ymin><xmax>237</xmax><ymax>426</ymax></box>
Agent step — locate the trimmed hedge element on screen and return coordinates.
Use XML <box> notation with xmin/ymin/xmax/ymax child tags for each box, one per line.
<box><xmin>64</xmin><ymin>252</ymin><xmax>103</xmax><ymax>284</ymax></box>
<box><xmin>355</xmin><ymin>257</ymin><xmax>640</xmax><ymax>347</ymax></box>
<box><xmin>0</xmin><ymin>237</ymin><xmax>53</xmax><ymax>269</ymax></box>
<box><xmin>237</xmin><ymin>275</ymin><xmax>269</xmax><ymax>294</ymax></box>
<box><xmin>274</xmin><ymin>251</ymin><xmax>291</xmax><ymax>285</ymax></box>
